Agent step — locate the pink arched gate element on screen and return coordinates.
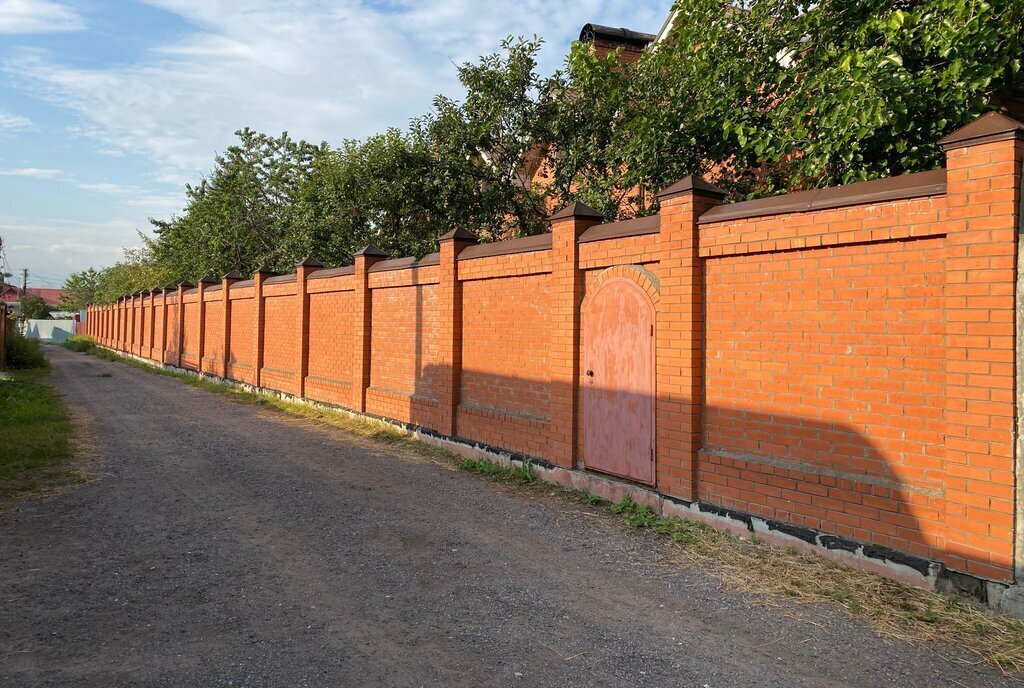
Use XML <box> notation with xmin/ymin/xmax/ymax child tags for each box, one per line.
<box><xmin>582</xmin><ymin>277</ymin><xmax>656</xmax><ymax>485</ymax></box>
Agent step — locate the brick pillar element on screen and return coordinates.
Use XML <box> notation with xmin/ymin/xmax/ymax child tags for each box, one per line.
<box><xmin>197</xmin><ymin>277</ymin><xmax>216</xmax><ymax>373</ymax></box>
<box><xmin>137</xmin><ymin>291</ymin><xmax>146</xmax><ymax>356</ymax></box>
<box><xmin>124</xmin><ymin>294</ymin><xmax>131</xmax><ymax>352</ymax></box>
<box><xmin>161</xmin><ymin>285</ymin><xmax>175</xmax><ymax>363</ymax></box>
<box><xmin>296</xmin><ymin>258</ymin><xmax>323</xmax><ymax>398</ymax></box>
<box><xmin>655</xmin><ymin>176</ymin><xmax>725</xmax><ymax>501</ymax></box>
<box><xmin>176</xmin><ymin>282</ymin><xmax>191</xmax><ymax>367</ymax></box>
<box><xmin>118</xmin><ymin>297</ymin><xmax>125</xmax><ymax>350</ymax></box>
<box><xmin>134</xmin><ymin>292</ymin><xmax>142</xmax><ymax>355</ymax></box>
<box><xmin>129</xmin><ymin>293</ymin><xmax>138</xmax><ymax>354</ymax></box>
<box><xmin>353</xmin><ymin>245</ymin><xmax>386</xmax><ymax>412</ymax></box>
<box><xmin>133</xmin><ymin>292</ymin><xmax>142</xmax><ymax>355</ymax></box>
<box><xmin>253</xmin><ymin>267</ymin><xmax>276</xmax><ymax>388</ymax></box>
<box><xmin>939</xmin><ymin>113</ymin><xmax>1024</xmax><ymax>582</ymax></box>
<box><xmin>547</xmin><ymin>202</ymin><xmax>603</xmax><ymax>468</ymax></box>
<box><xmin>222</xmin><ymin>272</ymin><xmax>241</xmax><ymax>379</ymax></box>
<box><xmin>136</xmin><ymin>291</ymin><xmax>145</xmax><ymax>356</ymax></box>
<box><xmin>147</xmin><ymin>289</ymin><xmax>156</xmax><ymax>360</ymax></box>
<box><xmin>436</xmin><ymin>228</ymin><xmax>478</xmax><ymax>436</ymax></box>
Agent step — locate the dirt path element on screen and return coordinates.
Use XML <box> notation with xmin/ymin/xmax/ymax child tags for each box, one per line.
<box><xmin>0</xmin><ymin>346</ymin><xmax>1015</xmax><ymax>687</ymax></box>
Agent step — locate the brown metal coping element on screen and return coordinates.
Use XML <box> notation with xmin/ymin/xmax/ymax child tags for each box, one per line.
<box><xmin>368</xmin><ymin>257</ymin><xmax>413</xmax><ymax>273</ymax></box>
<box><xmin>205</xmin><ymin>284</ymin><xmax>222</xmax><ymax>292</ymax></box>
<box><xmin>938</xmin><ymin>111</ymin><xmax>1024</xmax><ymax>150</ymax></box>
<box><xmin>263</xmin><ymin>274</ymin><xmax>297</xmax><ymax>285</ymax></box>
<box><xmin>578</xmin><ymin>215</ymin><xmax>660</xmax><ymax>243</ymax></box>
<box><xmin>183</xmin><ymin>287</ymin><xmax>198</xmax><ymax>295</ymax></box>
<box><xmin>458</xmin><ymin>233</ymin><xmax>552</xmax><ymax>260</ymax></box>
<box><xmin>230</xmin><ymin>279</ymin><xmax>255</xmax><ymax>288</ymax></box>
<box><xmin>307</xmin><ymin>266</ymin><xmax>354</xmax><ymax>280</ymax></box>
<box><xmin>698</xmin><ymin>169</ymin><xmax>947</xmax><ymax>224</ymax></box>
<box><xmin>368</xmin><ymin>253</ymin><xmax>442</xmax><ymax>273</ymax></box>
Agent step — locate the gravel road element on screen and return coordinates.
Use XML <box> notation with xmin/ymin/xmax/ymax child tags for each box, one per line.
<box><xmin>0</xmin><ymin>346</ymin><xmax>1016</xmax><ymax>687</ymax></box>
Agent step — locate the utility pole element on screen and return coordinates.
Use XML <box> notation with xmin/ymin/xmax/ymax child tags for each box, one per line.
<box><xmin>21</xmin><ymin>268</ymin><xmax>28</xmax><ymax>296</ymax></box>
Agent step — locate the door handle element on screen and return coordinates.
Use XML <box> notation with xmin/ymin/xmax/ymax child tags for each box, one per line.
<box><xmin>585</xmin><ymin>370</ymin><xmax>594</xmax><ymax>377</ymax></box>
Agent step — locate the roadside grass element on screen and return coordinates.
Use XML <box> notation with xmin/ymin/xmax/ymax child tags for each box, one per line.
<box><xmin>73</xmin><ymin>344</ymin><xmax>1024</xmax><ymax>674</ymax></box>
<box><xmin>0</xmin><ymin>367</ymin><xmax>87</xmax><ymax>505</ymax></box>
<box><xmin>61</xmin><ymin>334</ymin><xmax>100</xmax><ymax>354</ymax></box>
<box><xmin>4</xmin><ymin>330</ymin><xmax>47</xmax><ymax>369</ymax></box>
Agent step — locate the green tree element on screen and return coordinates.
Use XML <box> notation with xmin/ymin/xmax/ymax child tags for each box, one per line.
<box><xmin>289</xmin><ymin>130</ymin><xmax>443</xmax><ymax>263</ymax></box>
<box><xmin>60</xmin><ymin>268</ymin><xmax>100</xmax><ymax>311</ymax></box>
<box><xmin>18</xmin><ymin>295</ymin><xmax>52</xmax><ymax>321</ymax></box>
<box><xmin>420</xmin><ymin>36</ymin><xmax>558</xmax><ymax>240</ymax></box>
<box><xmin>150</xmin><ymin>129</ymin><xmax>325</xmax><ymax>279</ymax></box>
<box><xmin>557</xmin><ymin>0</ymin><xmax>1024</xmax><ymax>209</ymax></box>
<box><xmin>93</xmin><ymin>246</ymin><xmax>171</xmax><ymax>304</ymax></box>
<box><xmin>755</xmin><ymin>0</ymin><xmax>1024</xmax><ymax>188</ymax></box>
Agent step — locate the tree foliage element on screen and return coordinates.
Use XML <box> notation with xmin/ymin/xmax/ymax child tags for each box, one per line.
<box><xmin>90</xmin><ymin>247</ymin><xmax>172</xmax><ymax>305</ymax></box>
<box><xmin>59</xmin><ymin>267</ymin><xmax>100</xmax><ymax>312</ymax></box>
<box><xmin>72</xmin><ymin>0</ymin><xmax>1022</xmax><ymax>303</ymax></box>
<box><xmin>149</xmin><ymin>129</ymin><xmax>325</xmax><ymax>279</ymax></box>
<box><xmin>18</xmin><ymin>295</ymin><xmax>52</xmax><ymax>321</ymax></box>
<box><xmin>559</xmin><ymin>0</ymin><xmax>1024</xmax><ymax>205</ymax></box>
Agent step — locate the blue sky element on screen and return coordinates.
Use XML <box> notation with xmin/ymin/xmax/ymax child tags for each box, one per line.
<box><xmin>0</xmin><ymin>0</ymin><xmax>667</xmax><ymax>288</ymax></box>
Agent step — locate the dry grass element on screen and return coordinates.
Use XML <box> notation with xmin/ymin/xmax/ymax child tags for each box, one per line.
<box><xmin>604</xmin><ymin>497</ymin><xmax>1024</xmax><ymax>675</ymax></box>
<box><xmin>83</xmin><ymin>345</ymin><xmax>1024</xmax><ymax>676</ymax></box>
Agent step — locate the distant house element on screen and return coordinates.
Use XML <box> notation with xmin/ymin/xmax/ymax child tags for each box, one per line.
<box><xmin>0</xmin><ymin>283</ymin><xmax>68</xmax><ymax>315</ymax></box>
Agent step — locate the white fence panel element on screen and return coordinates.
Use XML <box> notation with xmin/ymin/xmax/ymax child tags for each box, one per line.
<box><xmin>24</xmin><ymin>319</ymin><xmax>75</xmax><ymax>343</ymax></box>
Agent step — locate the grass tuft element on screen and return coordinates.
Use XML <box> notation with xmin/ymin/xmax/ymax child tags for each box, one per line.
<box><xmin>459</xmin><ymin>457</ymin><xmax>536</xmax><ymax>484</ymax></box>
<box><xmin>61</xmin><ymin>334</ymin><xmax>99</xmax><ymax>354</ymax></box>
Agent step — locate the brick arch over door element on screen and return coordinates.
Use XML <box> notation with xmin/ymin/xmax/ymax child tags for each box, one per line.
<box><xmin>581</xmin><ymin>264</ymin><xmax>660</xmax><ymax>314</ymax></box>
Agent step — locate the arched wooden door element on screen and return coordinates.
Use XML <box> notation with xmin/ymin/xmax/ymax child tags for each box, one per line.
<box><xmin>582</xmin><ymin>277</ymin><xmax>655</xmax><ymax>485</ymax></box>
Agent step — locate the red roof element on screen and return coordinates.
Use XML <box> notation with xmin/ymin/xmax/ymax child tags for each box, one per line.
<box><xmin>0</xmin><ymin>284</ymin><xmax>67</xmax><ymax>307</ymax></box>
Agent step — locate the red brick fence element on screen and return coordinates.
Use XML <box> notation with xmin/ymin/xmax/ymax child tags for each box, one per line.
<box><xmin>84</xmin><ymin>113</ymin><xmax>1024</xmax><ymax>611</ymax></box>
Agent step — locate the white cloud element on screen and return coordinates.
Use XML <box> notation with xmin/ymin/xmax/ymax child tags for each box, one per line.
<box><xmin>0</xmin><ymin>166</ymin><xmax>63</xmax><ymax>178</ymax></box>
<box><xmin>0</xmin><ymin>215</ymin><xmax>138</xmax><ymax>281</ymax></box>
<box><xmin>0</xmin><ymin>0</ymin><xmax>84</xmax><ymax>34</ymax></box>
<box><xmin>75</xmin><ymin>180</ymin><xmax>134</xmax><ymax>194</ymax></box>
<box><xmin>0</xmin><ymin>106</ymin><xmax>31</xmax><ymax>130</ymax></box>
<box><xmin>5</xmin><ymin>0</ymin><xmax>666</xmax><ymax>179</ymax></box>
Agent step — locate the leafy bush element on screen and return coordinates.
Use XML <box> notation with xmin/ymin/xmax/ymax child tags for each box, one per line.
<box><xmin>5</xmin><ymin>330</ymin><xmax>47</xmax><ymax>370</ymax></box>
<box><xmin>62</xmin><ymin>335</ymin><xmax>97</xmax><ymax>354</ymax></box>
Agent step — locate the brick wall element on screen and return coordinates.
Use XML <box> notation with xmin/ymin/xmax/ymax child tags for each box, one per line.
<box><xmin>85</xmin><ymin>113</ymin><xmax>1024</xmax><ymax>588</ymax></box>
